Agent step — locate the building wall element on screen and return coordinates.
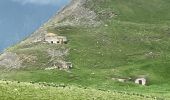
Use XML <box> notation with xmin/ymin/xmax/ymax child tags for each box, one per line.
<box><xmin>135</xmin><ymin>78</ymin><xmax>146</xmax><ymax>85</ymax></box>
<box><xmin>45</xmin><ymin>36</ymin><xmax>67</xmax><ymax>44</ymax></box>
<box><xmin>45</xmin><ymin>37</ymin><xmax>59</xmax><ymax>44</ymax></box>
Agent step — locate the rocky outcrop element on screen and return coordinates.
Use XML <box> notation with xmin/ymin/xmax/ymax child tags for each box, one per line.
<box><xmin>0</xmin><ymin>52</ymin><xmax>21</xmax><ymax>68</ymax></box>
<box><xmin>47</xmin><ymin>49</ymin><xmax>69</xmax><ymax>57</ymax></box>
<box><xmin>47</xmin><ymin>0</ymin><xmax>100</xmax><ymax>27</ymax></box>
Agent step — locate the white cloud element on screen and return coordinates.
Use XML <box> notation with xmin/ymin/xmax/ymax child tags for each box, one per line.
<box><xmin>12</xmin><ymin>0</ymin><xmax>69</xmax><ymax>5</ymax></box>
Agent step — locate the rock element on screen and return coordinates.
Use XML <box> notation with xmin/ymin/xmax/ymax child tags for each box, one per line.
<box><xmin>47</xmin><ymin>49</ymin><xmax>69</xmax><ymax>57</ymax></box>
<box><xmin>0</xmin><ymin>52</ymin><xmax>21</xmax><ymax>68</ymax></box>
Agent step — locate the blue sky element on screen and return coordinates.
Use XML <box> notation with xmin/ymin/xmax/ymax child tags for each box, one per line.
<box><xmin>0</xmin><ymin>0</ymin><xmax>70</xmax><ymax>52</ymax></box>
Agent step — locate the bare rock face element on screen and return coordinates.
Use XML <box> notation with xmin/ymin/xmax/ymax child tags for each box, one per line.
<box><xmin>0</xmin><ymin>52</ymin><xmax>21</xmax><ymax>68</ymax></box>
<box><xmin>50</xmin><ymin>0</ymin><xmax>100</xmax><ymax>27</ymax></box>
<box><xmin>47</xmin><ymin>49</ymin><xmax>69</xmax><ymax>57</ymax></box>
<box><xmin>19</xmin><ymin>54</ymin><xmax>38</xmax><ymax>64</ymax></box>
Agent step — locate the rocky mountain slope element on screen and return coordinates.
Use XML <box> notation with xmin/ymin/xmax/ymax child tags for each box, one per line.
<box><xmin>1</xmin><ymin>0</ymin><xmax>170</xmax><ymax>99</ymax></box>
<box><xmin>0</xmin><ymin>0</ymin><xmax>100</xmax><ymax>69</ymax></box>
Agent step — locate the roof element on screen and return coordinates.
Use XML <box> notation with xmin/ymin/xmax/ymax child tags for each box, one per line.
<box><xmin>45</xmin><ymin>33</ymin><xmax>56</xmax><ymax>37</ymax></box>
<box><xmin>135</xmin><ymin>77</ymin><xmax>146</xmax><ymax>80</ymax></box>
<box><xmin>57</xmin><ymin>36</ymin><xmax>67</xmax><ymax>39</ymax></box>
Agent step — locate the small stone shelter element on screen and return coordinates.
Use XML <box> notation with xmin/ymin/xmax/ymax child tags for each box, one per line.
<box><xmin>135</xmin><ymin>77</ymin><xmax>146</xmax><ymax>85</ymax></box>
<box><xmin>45</xmin><ymin>62</ymin><xmax>72</xmax><ymax>70</ymax></box>
<box><xmin>45</xmin><ymin>33</ymin><xmax>67</xmax><ymax>44</ymax></box>
<box><xmin>53</xmin><ymin>61</ymin><xmax>72</xmax><ymax>69</ymax></box>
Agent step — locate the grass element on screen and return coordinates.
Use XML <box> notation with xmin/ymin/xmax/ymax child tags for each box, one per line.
<box><xmin>0</xmin><ymin>80</ymin><xmax>157</xmax><ymax>100</ymax></box>
<box><xmin>1</xmin><ymin>0</ymin><xmax>170</xmax><ymax>99</ymax></box>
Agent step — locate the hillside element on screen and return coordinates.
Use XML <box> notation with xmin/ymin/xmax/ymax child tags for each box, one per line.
<box><xmin>1</xmin><ymin>0</ymin><xmax>170</xmax><ymax>99</ymax></box>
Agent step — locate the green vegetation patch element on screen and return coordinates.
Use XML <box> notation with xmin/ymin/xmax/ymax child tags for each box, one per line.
<box><xmin>0</xmin><ymin>80</ymin><xmax>156</xmax><ymax>100</ymax></box>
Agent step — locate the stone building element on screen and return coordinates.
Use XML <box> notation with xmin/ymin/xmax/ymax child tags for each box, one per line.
<box><xmin>44</xmin><ymin>33</ymin><xmax>67</xmax><ymax>44</ymax></box>
<box><xmin>45</xmin><ymin>61</ymin><xmax>72</xmax><ymax>70</ymax></box>
<box><xmin>53</xmin><ymin>60</ymin><xmax>72</xmax><ymax>69</ymax></box>
<box><xmin>135</xmin><ymin>77</ymin><xmax>146</xmax><ymax>85</ymax></box>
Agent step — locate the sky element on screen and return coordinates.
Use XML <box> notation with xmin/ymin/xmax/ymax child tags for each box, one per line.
<box><xmin>0</xmin><ymin>0</ymin><xmax>70</xmax><ymax>52</ymax></box>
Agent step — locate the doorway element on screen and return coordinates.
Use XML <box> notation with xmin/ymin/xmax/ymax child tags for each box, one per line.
<box><xmin>139</xmin><ymin>80</ymin><xmax>142</xmax><ymax>85</ymax></box>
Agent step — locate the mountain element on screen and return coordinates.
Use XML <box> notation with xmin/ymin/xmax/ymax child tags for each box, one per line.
<box><xmin>1</xmin><ymin>0</ymin><xmax>170</xmax><ymax>99</ymax></box>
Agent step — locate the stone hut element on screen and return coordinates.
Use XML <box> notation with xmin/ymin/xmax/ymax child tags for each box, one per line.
<box><xmin>45</xmin><ymin>61</ymin><xmax>72</xmax><ymax>70</ymax></box>
<box><xmin>135</xmin><ymin>77</ymin><xmax>146</xmax><ymax>85</ymax></box>
<box><xmin>45</xmin><ymin>33</ymin><xmax>67</xmax><ymax>44</ymax></box>
<box><xmin>65</xmin><ymin>62</ymin><xmax>72</xmax><ymax>69</ymax></box>
<box><xmin>53</xmin><ymin>61</ymin><xmax>72</xmax><ymax>69</ymax></box>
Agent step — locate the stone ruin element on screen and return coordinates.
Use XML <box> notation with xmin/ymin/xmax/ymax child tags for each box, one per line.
<box><xmin>44</xmin><ymin>33</ymin><xmax>67</xmax><ymax>44</ymax></box>
<box><xmin>45</xmin><ymin>60</ymin><xmax>72</xmax><ymax>70</ymax></box>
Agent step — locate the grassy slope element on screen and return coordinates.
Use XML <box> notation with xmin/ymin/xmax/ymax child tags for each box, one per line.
<box><xmin>1</xmin><ymin>0</ymin><xmax>170</xmax><ymax>99</ymax></box>
<box><xmin>0</xmin><ymin>80</ymin><xmax>155</xmax><ymax>100</ymax></box>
